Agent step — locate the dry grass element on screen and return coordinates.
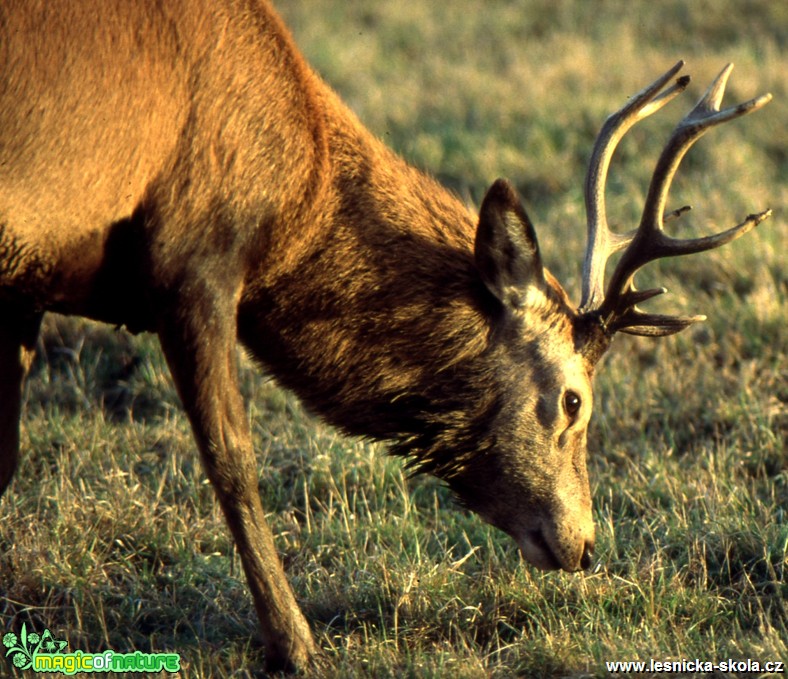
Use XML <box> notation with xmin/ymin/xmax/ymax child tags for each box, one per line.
<box><xmin>1</xmin><ymin>1</ymin><xmax>785</xmax><ymax>677</ymax></box>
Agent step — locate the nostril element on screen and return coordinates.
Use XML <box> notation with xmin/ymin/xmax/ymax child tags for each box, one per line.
<box><xmin>580</xmin><ymin>542</ymin><xmax>594</xmax><ymax>571</ymax></box>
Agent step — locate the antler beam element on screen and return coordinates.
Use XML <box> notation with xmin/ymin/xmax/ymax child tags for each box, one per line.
<box><xmin>580</xmin><ymin>60</ymin><xmax>689</xmax><ymax>313</ymax></box>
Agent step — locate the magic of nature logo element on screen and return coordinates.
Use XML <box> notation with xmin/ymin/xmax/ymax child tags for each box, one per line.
<box><xmin>3</xmin><ymin>623</ymin><xmax>181</xmax><ymax>674</ymax></box>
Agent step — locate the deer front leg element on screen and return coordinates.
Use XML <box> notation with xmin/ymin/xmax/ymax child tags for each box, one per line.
<box><xmin>157</xmin><ymin>298</ymin><xmax>319</xmax><ymax>674</ymax></box>
<box><xmin>0</xmin><ymin>310</ymin><xmax>42</xmax><ymax>498</ymax></box>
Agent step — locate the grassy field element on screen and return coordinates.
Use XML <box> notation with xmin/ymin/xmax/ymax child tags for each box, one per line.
<box><xmin>1</xmin><ymin>1</ymin><xmax>785</xmax><ymax>677</ymax></box>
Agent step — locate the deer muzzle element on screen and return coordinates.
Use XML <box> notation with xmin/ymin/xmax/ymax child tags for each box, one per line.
<box><xmin>517</xmin><ymin>509</ymin><xmax>595</xmax><ymax>572</ymax></box>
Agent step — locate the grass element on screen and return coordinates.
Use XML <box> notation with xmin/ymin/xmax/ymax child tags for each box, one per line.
<box><xmin>1</xmin><ymin>1</ymin><xmax>786</xmax><ymax>677</ymax></box>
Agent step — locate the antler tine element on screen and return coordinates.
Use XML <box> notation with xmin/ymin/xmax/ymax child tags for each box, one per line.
<box><xmin>636</xmin><ymin>63</ymin><xmax>772</xmax><ymax>243</ymax></box>
<box><xmin>580</xmin><ymin>60</ymin><xmax>690</xmax><ymax>313</ymax></box>
<box><xmin>598</xmin><ymin>64</ymin><xmax>772</xmax><ymax>336</ymax></box>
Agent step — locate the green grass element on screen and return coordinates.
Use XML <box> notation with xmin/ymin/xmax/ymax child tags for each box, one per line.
<box><xmin>1</xmin><ymin>1</ymin><xmax>786</xmax><ymax>677</ymax></box>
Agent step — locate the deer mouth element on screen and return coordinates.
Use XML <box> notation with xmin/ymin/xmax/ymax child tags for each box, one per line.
<box><xmin>519</xmin><ymin>530</ymin><xmax>562</xmax><ymax>571</ymax></box>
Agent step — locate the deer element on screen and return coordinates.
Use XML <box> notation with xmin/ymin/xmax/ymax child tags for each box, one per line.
<box><xmin>0</xmin><ymin>0</ymin><xmax>771</xmax><ymax>673</ymax></box>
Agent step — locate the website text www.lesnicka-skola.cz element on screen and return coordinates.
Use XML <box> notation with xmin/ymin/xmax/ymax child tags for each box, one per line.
<box><xmin>605</xmin><ymin>658</ymin><xmax>785</xmax><ymax>674</ymax></box>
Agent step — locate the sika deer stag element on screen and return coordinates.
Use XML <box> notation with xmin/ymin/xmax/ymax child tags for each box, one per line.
<box><xmin>0</xmin><ymin>0</ymin><xmax>771</xmax><ymax>672</ymax></box>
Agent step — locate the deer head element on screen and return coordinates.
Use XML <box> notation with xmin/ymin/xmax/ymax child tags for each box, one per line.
<box><xmin>409</xmin><ymin>62</ymin><xmax>771</xmax><ymax>573</ymax></box>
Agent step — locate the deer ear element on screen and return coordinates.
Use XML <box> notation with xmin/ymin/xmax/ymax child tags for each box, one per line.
<box><xmin>474</xmin><ymin>178</ymin><xmax>545</xmax><ymax>310</ymax></box>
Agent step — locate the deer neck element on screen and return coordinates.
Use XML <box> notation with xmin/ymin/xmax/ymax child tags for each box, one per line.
<box><xmin>238</xmin><ymin>87</ymin><xmax>492</xmax><ymax>441</ymax></box>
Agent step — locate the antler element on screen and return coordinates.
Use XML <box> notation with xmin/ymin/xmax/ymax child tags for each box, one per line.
<box><xmin>579</xmin><ymin>62</ymin><xmax>772</xmax><ymax>338</ymax></box>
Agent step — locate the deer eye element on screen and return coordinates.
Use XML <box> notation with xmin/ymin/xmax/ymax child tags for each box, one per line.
<box><xmin>563</xmin><ymin>391</ymin><xmax>582</xmax><ymax>420</ymax></box>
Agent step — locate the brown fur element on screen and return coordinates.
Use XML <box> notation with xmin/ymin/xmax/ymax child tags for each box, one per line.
<box><xmin>0</xmin><ymin>0</ymin><xmax>640</xmax><ymax>672</ymax></box>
